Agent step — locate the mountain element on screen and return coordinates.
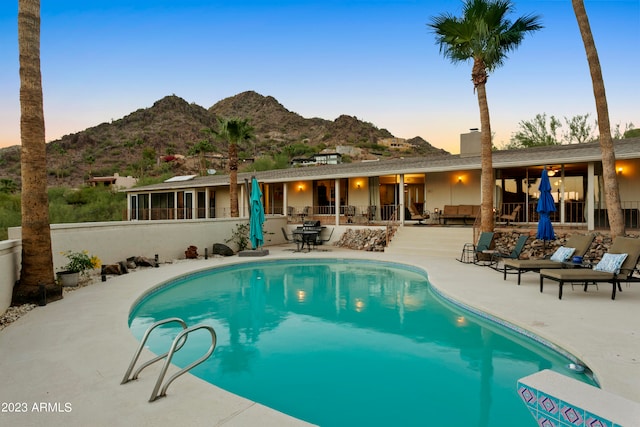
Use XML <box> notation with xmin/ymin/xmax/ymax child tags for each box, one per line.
<box><xmin>0</xmin><ymin>91</ymin><xmax>448</xmax><ymax>187</ymax></box>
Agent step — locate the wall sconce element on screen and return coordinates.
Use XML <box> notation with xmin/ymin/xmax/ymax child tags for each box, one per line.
<box><xmin>356</xmin><ymin>181</ymin><xmax>361</xmax><ymax>189</ymax></box>
<box><xmin>298</xmin><ymin>184</ymin><xmax>303</xmax><ymax>192</ymax></box>
<box><xmin>457</xmin><ymin>176</ymin><xmax>463</xmax><ymax>183</ymax></box>
<box><xmin>617</xmin><ymin>166</ymin><xmax>623</xmax><ymax>175</ymax></box>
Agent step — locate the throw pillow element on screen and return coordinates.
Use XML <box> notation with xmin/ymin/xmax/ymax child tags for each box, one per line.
<box><xmin>593</xmin><ymin>253</ymin><xmax>628</xmax><ymax>274</ymax></box>
<box><xmin>550</xmin><ymin>246</ymin><xmax>576</xmax><ymax>262</ymax></box>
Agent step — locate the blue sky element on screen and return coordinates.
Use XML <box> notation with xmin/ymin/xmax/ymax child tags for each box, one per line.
<box><xmin>1</xmin><ymin>1</ymin><xmax>638</xmax><ymax>154</ymax></box>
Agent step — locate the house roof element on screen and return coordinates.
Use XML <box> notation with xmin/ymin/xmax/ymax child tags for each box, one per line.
<box><xmin>126</xmin><ymin>138</ymin><xmax>640</xmax><ymax>192</ymax></box>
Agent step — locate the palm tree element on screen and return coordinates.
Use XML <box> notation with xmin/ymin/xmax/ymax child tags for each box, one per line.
<box><xmin>13</xmin><ymin>0</ymin><xmax>59</xmax><ymax>304</ymax></box>
<box><xmin>429</xmin><ymin>0</ymin><xmax>542</xmax><ymax>232</ymax></box>
<box><xmin>211</xmin><ymin>118</ymin><xmax>254</xmax><ymax>217</ymax></box>
<box><xmin>571</xmin><ymin>0</ymin><xmax>624</xmax><ymax>238</ymax></box>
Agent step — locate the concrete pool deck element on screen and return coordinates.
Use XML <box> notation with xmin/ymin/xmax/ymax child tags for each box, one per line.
<box><xmin>1</xmin><ymin>230</ymin><xmax>639</xmax><ymax>426</ymax></box>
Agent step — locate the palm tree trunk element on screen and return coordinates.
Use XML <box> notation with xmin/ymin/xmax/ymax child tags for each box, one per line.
<box><xmin>476</xmin><ymin>83</ymin><xmax>495</xmax><ymax>233</ymax></box>
<box><xmin>14</xmin><ymin>0</ymin><xmax>60</xmax><ymax>304</ymax></box>
<box><xmin>229</xmin><ymin>142</ymin><xmax>239</xmax><ymax>217</ymax></box>
<box><xmin>572</xmin><ymin>0</ymin><xmax>624</xmax><ymax>238</ymax></box>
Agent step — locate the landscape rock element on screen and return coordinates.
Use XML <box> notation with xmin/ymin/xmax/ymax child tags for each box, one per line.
<box><xmin>212</xmin><ymin>243</ymin><xmax>235</xmax><ymax>256</ymax></box>
<box><xmin>334</xmin><ymin>228</ymin><xmax>389</xmax><ymax>252</ymax></box>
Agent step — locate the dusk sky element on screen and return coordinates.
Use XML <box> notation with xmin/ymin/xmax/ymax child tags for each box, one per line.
<box><xmin>1</xmin><ymin>1</ymin><xmax>638</xmax><ymax>154</ymax></box>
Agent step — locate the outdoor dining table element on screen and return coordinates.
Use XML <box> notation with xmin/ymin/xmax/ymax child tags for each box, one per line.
<box><xmin>292</xmin><ymin>229</ymin><xmax>319</xmax><ymax>252</ymax></box>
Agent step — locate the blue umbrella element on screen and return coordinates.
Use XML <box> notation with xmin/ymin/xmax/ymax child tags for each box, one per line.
<box><xmin>249</xmin><ymin>177</ymin><xmax>265</xmax><ymax>250</ymax></box>
<box><xmin>536</xmin><ymin>169</ymin><xmax>556</xmax><ymax>242</ymax></box>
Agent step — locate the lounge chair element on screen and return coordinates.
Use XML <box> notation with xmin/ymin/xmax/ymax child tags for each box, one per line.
<box><xmin>457</xmin><ymin>231</ymin><xmax>495</xmax><ymax>264</ymax></box>
<box><xmin>408</xmin><ymin>204</ymin><xmax>430</xmax><ymax>224</ymax></box>
<box><xmin>502</xmin><ymin>234</ymin><xmax>595</xmax><ymax>285</ymax></box>
<box><xmin>488</xmin><ymin>234</ymin><xmax>529</xmax><ymax>270</ymax></box>
<box><xmin>539</xmin><ymin>237</ymin><xmax>640</xmax><ymax>299</ymax></box>
<box><xmin>499</xmin><ymin>205</ymin><xmax>521</xmax><ymax>225</ymax></box>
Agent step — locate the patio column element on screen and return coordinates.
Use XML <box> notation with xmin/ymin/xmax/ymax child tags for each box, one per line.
<box><xmin>334</xmin><ymin>179</ymin><xmax>340</xmax><ymax>226</ymax></box>
<box><xmin>283</xmin><ymin>182</ymin><xmax>289</xmax><ymax>218</ymax></box>
<box><xmin>587</xmin><ymin>162</ymin><xmax>595</xmax><ymax>230</ymax></box>
<box><xmin>399</xmin><ymin>174</ymin><xmax>405</xmax><ymax>222</ymax></box>
<box><xmin>560</xmin><ymin>166</ymin><xmax>565</xmax><ymax>224</ymax></box>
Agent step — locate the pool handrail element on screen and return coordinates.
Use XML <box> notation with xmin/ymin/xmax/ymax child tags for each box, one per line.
<box><xmin>121</xmin><ymin>317</ymin><xmax>188</xmax><ymax>385</ymax></box>
<box><xmin>149</xmin><ymin>324</ymin><xmax>217</xmax><ymax>402</ymax></box>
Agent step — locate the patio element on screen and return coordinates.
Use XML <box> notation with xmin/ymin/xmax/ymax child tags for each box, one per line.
<box><xmin>1</xmin><ymin>229</ymin><xmax>639</xmax><ymax>426</ymax></box>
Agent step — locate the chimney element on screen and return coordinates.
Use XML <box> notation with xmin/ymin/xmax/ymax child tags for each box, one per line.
<box><xmin>460</xmin><ymin>128</ymin><xmax>481</xmax><ymax>157</ymax></box>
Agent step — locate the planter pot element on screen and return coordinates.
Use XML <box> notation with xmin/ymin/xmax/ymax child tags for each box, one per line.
<box><xmin>57</xmin><ymin>271</ymin><xmax>80</xmax><ymax>287</ymax></box>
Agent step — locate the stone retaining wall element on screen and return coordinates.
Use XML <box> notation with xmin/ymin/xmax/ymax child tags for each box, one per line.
<box><xmin>493</xmin><ymin>231</ymin><xmax>640</xmax><ymax>261</ymax></box>
<box><xmin>334</xmin><ymin>227</ymin><xmax>393</xmax><ymax>251</ymax></box>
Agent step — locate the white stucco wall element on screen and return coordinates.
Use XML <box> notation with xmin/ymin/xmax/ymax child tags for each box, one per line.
<box><xmin>0</xmin><ymin>240</ymin><xmax>20</xmax><ymax>315</ymax></box>
<box><xmin>7</xmin><ymin>217</ymin><xmax>288</xmax><ymax>275</ymax></box>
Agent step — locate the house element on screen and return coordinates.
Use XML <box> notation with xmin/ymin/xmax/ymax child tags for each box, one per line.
<box><xmin>124</xmin><ymin>134</ymin><xmax>640</xmax><ymax>231</ymax></box>
<box><xmin>291</xmin><ymin>153</ymin><xmax>342</xmax><ymax>167</ymax></box>
<box><xmin>88</xmin><ymin>173</ymin><xmax>138</xmax><ymax>189</ymax></box>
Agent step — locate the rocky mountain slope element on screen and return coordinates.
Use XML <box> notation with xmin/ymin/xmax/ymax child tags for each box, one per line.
<box><xmin>0</xmin><ymin>91</ymin><xmax>448</xmax><ymax>187</ymax></box>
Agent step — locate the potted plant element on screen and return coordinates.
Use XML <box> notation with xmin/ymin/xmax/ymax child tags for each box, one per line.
<box><xmin>57</xmin><ymin>250</ymin><xmax>101</xmax><ymax>287</ymax></box>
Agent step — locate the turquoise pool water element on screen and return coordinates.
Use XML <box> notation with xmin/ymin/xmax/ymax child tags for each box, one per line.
<box><xmin>129</xmin><ymin>259</ymin><xmax>596</xmax><ymax>427</ymax></box>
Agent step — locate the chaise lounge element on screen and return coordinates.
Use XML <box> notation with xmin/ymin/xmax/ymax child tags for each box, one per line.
<box><xmin>539</xmin><ymin>236</ymin><xmax>640</xmax><ymax>300</ymax></box>
<box><xmin>488</xmin><ymin>234</ymin><xmax>529</xmax><ymax>270</ymax></box>
<box><xmin>502</xmin><ymin>234</ymin><xmax>595</xmax><ymax>285</ymax></box>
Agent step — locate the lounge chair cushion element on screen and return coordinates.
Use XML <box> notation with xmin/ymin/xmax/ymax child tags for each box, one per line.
<box><xmin>549</xmin><ymin>247</ymin><xmax>575</xmax><ymax>262</ymax></box>
<box><xmin>594</xmin><ymin>253</ymin><xmax>628</xmax><ymax>274</ymax></box>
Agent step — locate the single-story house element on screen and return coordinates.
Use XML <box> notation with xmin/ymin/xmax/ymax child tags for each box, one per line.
<box><xmin>124</xmin><ymin>132</ymin><xmax>640</xmax><ymax>231</ymax></box>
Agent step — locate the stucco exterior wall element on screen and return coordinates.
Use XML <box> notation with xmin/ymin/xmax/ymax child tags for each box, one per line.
<box><xmin>347</xmin><ymin>177</ymin><xmax>370</xmax><ymax>207</ymax></box>
<box><xmin>7</xmin><ymin>217</ymin><xmax>288</xmax><ymax>274</ymax></box>
<box><xmin>425</xmin><ymin>170</ymin><xmax>482</xmax><ymax>213</ymax></box>
<box><xmin>0</xmin><ymin>240</ymin><xmax>20</xmax><ymax>315</ymax></box>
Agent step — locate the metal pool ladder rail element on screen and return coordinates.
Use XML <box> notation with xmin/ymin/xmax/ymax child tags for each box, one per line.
<box><xmin>121</xmin><ymin>317</ymin><xmax>217</xmax><ymax>402</ymax></box>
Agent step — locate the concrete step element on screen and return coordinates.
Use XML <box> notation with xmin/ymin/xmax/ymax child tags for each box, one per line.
<box><xmin>385</xmin><ymin>225</ymin><xmax>474</xmax><ymax>257</ymax></box>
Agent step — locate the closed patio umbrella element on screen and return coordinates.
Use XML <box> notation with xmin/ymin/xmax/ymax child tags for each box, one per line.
<box><xmin>249</xmin><ymin>177</ymin><xmax>265</xmax><ymax>250</ymax></box>
<box><xmin>536</xmin><ymin>168</ymin><xmax>556</xmax><ymax>243</ymax></box>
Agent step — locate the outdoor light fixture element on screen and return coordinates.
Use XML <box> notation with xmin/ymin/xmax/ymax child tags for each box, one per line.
<box><xmin>617</xmin><ymin>166</ymin><xmax>623</xmax><ymax>175</ymax></box>
<box><xmin>356</xmin><ymin>182</ymin><xmax>361</xmax><ymax>189</ymax></box>
<box><xmin>298</xmin><ymin>185</ymin><xmax>303</xmax><ymax>191</ymax></box>
<box><xmin>458</xmin><ymin>176</ymin><xmax>463</xmax><ymax>183</ymax></box>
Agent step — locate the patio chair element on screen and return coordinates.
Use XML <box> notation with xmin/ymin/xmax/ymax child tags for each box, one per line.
<box><xmin>539</xmin><ymin>237</ymin><xmax>640</xmax><ymax>300</ymax></box>
<box><xmin>408</xmin><ymin>204</ymin><xmax>430</xmax><ymax>225</ymax></box>
<box><xmin>345</xmin><ymin>205</ymin><xmax>356</xmax><ymax>223</ymax></box>
<box><xmin>488</xmin><ymin>234</ymin><xmax>529</xmax><ymax>270</ymax></box>
<box><xmin>281</xmin><ymin>227</ymin><xmax>302</xmax><ymax>251</ymax></box>
<box><xmin>499</xmin><ymin>205</ymin><xmax>521</xmax><ymax>225</ymax></box>
<box><xmin>299</xmin><ymin>206</ymin><xmax>311</xmax><ymax>221</ymax></box>
<box><xmin>317</xmin><ymin>227</ymin><xmax>334</xmax><ymax>245</ymax></box>
<box><xmin>502</xmin><ymin>234</ymin><xmax>595</xmax><ymax>285</ymax></box>
<box><xmin>457</xmin><ymin>231</ymin><xmax>495</xmax><ymax>264</ymax></box>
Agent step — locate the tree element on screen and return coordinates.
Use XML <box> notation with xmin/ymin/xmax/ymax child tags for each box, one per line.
<box><xmin>563</xmin><ymin>113</ymin><xmax>595</xmax><ymax>144</ymax></box>
<box><xmin>508</xmin><ymin>113</ymin><xmax>561</xmax><ymax>148</ymax></box>
<box><xmin>429</xmin><ymin>0</ymin><xmax>542</xmax><ymax>232</ymax></box>
<box><xmin>13</xmin><ymin>0</ymin><xmax>60</xmax><ymax>304</ymax></box>
<box><xmin>210</xmin><ymin>118</ymin><xmax>254</xmax><ymax>217</ymax></box>
<box><xmin>504</xmin><ymin>113</ymin><xmax>595</xmax><ymax>149</ymax></box>
<box><xmin>188</xmin><ymin>139</ymin><xmax>214</xmax><ymax>176</ymax></box>
<box><xmin>572</xmin><ymin>0</ymin><xmax>624</xmax><ymax>238</ymax></box>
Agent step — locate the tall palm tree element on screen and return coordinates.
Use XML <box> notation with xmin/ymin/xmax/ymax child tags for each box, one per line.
<box><xmin>212</xmin><ymin>118</ymin><xmax>254</xmax><ymax>217</ymax></box>
<box><xmin>571</xmin><ymin>0</ymin><xmax>624</xmax><ymax>238</ymax></box>
<box><xmin>13</xmin><ymin>0</ymin><xmax>59</xmax><ymax>304</ymax></box>
<box><xmin>429</xmin><ymin>0</ymin><xmax>542</xmax><ymax>232</ymax></box>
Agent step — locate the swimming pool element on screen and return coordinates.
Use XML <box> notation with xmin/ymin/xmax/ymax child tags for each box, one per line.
<box><xmin>129</xmin><ymin>259</ymin><xmax>596</xmax><ymax>427</ymax></box>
